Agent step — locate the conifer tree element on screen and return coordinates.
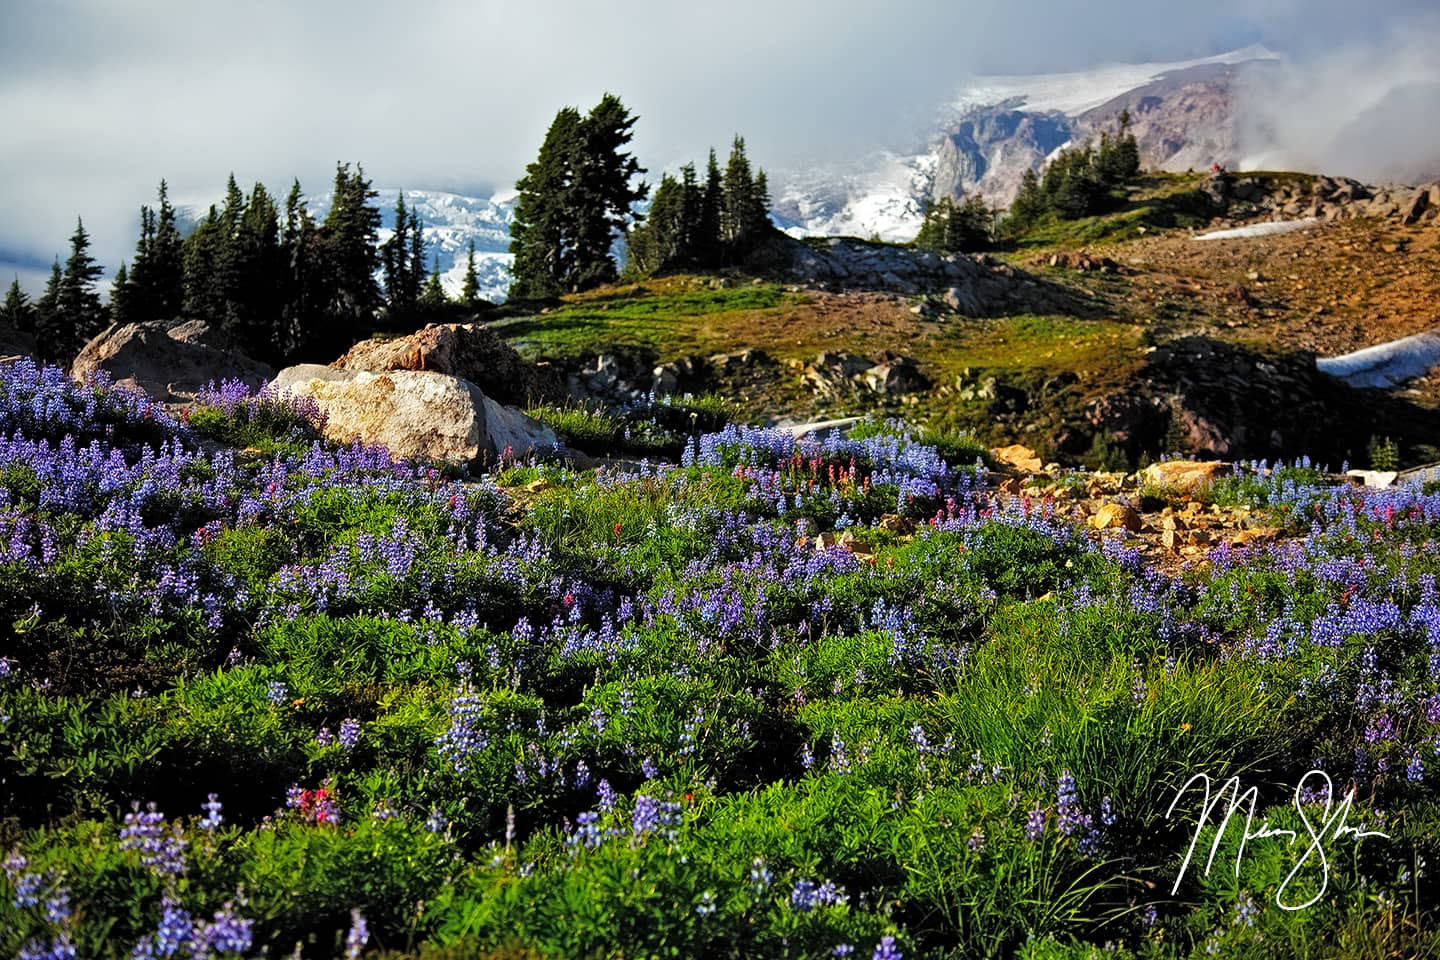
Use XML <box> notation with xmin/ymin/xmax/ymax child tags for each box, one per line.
<box><xmin>110</xmin><ymin>262</ymin><xmax>135</xmax><ymax>326</ymax></box>
<box><xmin>224</xmin><ymin>182</ymin><xmax>282</xmax><ymax>361</ymax></box>
<box><xmin>461</xmin><ymin>240</ymin><xmax>480</xmax><ymax>307</ymax></box>
<box><xmin>624</xmin><ymin>173</ymin><xmax>686</xmax><ymax>276</ymax></box>
<box><xmin>420</xmin><ymin>253</ymin><xmax>448</xmax><ymax>308</ymax></box>
<box><xmin>406</xmin><ymin>208</ymin><xmax>425</xmax><ymax>307</ymax></box>
<box><xmin>279</xmin><ymin>179</ymin><xmax>326</xmax><ymax>360</ymax></box>
<box><xmin>57</xmin><ymin>218</ymin><xmax>106</xmax><ymax>358</ymax></box>
<box><xmin>382</xmin><ymin>192</ymin><xmax>414</xmax><ymax>312</ymax></box>
<box><xmin>510</xmin><ymin>106</ymin><xmax>583</xmax><ymax>300</ymax></box>
<box><xmin>149</xmin><ymin>181</ymin><xmax>185</xmax><ymax>320</ymax></box>
<box><xmin>1006</xmin><ymin>167</ymin><xmax>1047</xmax><ymax>233</ymax></box>
<box><xmin>569</xmin><ymin>94</ymin><xmax>648</xmax><ymax>291</ymax></box>
<box><xmin>33</xmin><ymin>261</ymin><xmax>63</xmax><ymax>363</ymax></box>
<box><xmin>509</xmin><ymin>95</ymin><xmax>648</xmax><ymax>298</ymax></box>
<box><xmin>679</xmin><ymin>162</ymin><xmax>703</xmax><ymax>259</ymax></box>
<box><xmin>721</xmin><ymin>135</ymin><xmax>755</xmax><ymax>245</ymax></box>
<box><xmin>698</xmin><ymin>149</ymin><xmax>724</xmax><ymax>262</ymax></box>
<box><xmin>0</xmin><ymin>277</ymin><xmax>35</xmax><ymax>334</ymax></box>
<box><xmin>182</xmin><ymin>204</ymin><xmax>225</xmax><ymax>324</ymax></box>
<box><xmin>318</xmin><ymin>162</ymin><xmax>382</xmax><ymax>352</ymax></box>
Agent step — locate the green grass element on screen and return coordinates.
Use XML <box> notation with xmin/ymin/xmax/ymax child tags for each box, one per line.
<box><xmin>492</xmin><ymin>279</ymin><xmax>796</xmax><ymax>361</ymax></box>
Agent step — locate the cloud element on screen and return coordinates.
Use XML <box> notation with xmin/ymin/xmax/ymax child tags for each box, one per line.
<box><xmin>2</xmin><ymin>0</ymin><xmax>1437</xmax><ymax>290</ymax></box>
<box><xmin>1235</xmin><ymin>16</ymin><xmax>1440</xmax><ymax>182</ymax></box>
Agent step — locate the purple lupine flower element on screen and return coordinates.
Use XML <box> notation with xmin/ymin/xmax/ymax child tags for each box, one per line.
<box><xmin>199</xmin><ymin>794</ymin><xmax>223</xmax><ymax>831</ymax></box>
<box><xmin>596</xmin><ymin>779</ymin><xmax>617</xmax><ymax>813</ymax></box>
<box><xmin>338</xmin><ymin>718</ymin><xmax>361</xmax><ymax>750</ymax></box>
<box><xmin>968</xmin><ymin>827</ymin><xmax>986</xmax><ymax>853</ymax></box>
<box><xmin>196</xmin><ymin>901</ymin><xmax>253</xmax><ymax>956</ymax></box>
<box><xmin>345</xmin><ymin>909</ymin><xmax>368</xmax><ymax>960</ymax></box>
<box><xmin>872</xmin><ymin>936</ymin><xmax>903</xmax><ymax>960</ymax></box>
<box><xmin>1025</xmin><ymin>806</ymin><xmax>1047</xmax><ymax>841</ymax></box>
<box><xmin>266</xmin><ymin>681</ymin><xmax>288</xmax><ymax>706</ymax></box>
<box><xmin>155</xmin><ymin>897</ymin><xmax>194</xmax><ymax>957</ymax></box>
<box><xmin>749</xmin><ymin>856</ymin><xmax>772</xmax><ymax>891</ymax></box>
<box><xmin>17</xmin><ymin>934</ymin><xmax>76</xmax><ymax>960</ymax></box>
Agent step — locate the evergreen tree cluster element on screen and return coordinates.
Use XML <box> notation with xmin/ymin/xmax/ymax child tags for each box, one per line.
<box><xmin>100</xmin><ymin>165</ymin><xmax>441</xmax><ymax>367</ymax></box>
<box><xmin>913</xmin><ymin>193</ymin><xmax>995</xmax><ymax>253</ymax></box>
<box><xmin>508</xmin><ymin>94</ymin><xmax>649</xmax><ymax>300</ymax></box>
<box><xmin>1005</xmin><ymin>111</ymin><xmax>1142</xmax><ymax>232</ymax></box>
<box><xmin>623</xmin><ymin>136</ymin><xmax>772</xmax><ymax>278</ymax></box>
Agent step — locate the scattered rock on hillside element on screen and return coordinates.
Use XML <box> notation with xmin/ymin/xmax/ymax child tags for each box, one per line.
<box><xmin>1142</xmin><ymin>460</ymin><xmax>1232</xmax><ymax>494</ymax></box>
<box><xmin>1205</xmin><ymin>173</ymin><xmax>1440</xmax><ymax>228</ymax></box>
<box><xmin>802</xmin><ymin>350</ymin><xmax>929</xmax><ymax>401</ymax></box>
<box><xmin>991</xmin><ymin>443</ymin><xmax>1043</xmax><ymax>474</ymax></box>
<box><xmin>271</xmin><ymin>365</ymin><xmax>556</xmax><ymax>465</ymax></box>
<box><xmin>71</xmin><ymin>320</ymin><xmax>274</xmax><ymax>401</ymax></box>
<box><xmin>333</xmin><ymin>322</ymin><xmax>566</xmax><ymax>407</ymax></box>
<box><xmin>1090</xmin><ymin>502</ymin><xmax>1143</xmax><ymax>533</ymax></box>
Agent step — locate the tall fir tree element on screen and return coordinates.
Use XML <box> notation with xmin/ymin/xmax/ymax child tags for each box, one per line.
<box><xmin>149</xmin><ymin>180</ymin><xmax>185</xmax><ymax>320</ymax></box>
<box><xmin>570</xmin><ymin>94</ymin><xmax>648</xmax><ymax>291</ymax></box>
<box><xmin>279</xmin><ymin>179</ymin><xmax>326</xmax><ymax>360</ymax></box>
<box><xmin>57</xmin><ymin>218</ymin><xmax>106</xmax><ymax>360</ymax></box>
<box><xmin>697</xmin><ymin>148</ymin><xmax>724</xmax><ymax>262</ymax></box>
<box><xmin>381</xmin><ymin>192</ymin><xmax>414</xmax><ymax>313</ymax></box>
<box><xmin>318</xmin><ymin>162</ymin><xmax>382</xmax><ymax>353</ymax></box>
<box><xmin>1005</xmin><ymin>167</ymin><xmax>1047</xmax><ymax>234</ymax></box>
<box><xmin>34</xmin><ymin>260</ymin><xmax>62</xmax><ymax>360</ymax></box>
<box><xmin>406</xmin><ymin>207</ymin><xmax>425</xmax><ymax>307</ymax></box>
<box><xmin>461</xmin><ymin>240</ymin><xmax>480</xmax><ymax>307</ymax></box>
<box><xmin>624</xmin><ymin>172</ymin><xmax>686</xmax><ymax>276</ymax></box>
<box><xmin>1</xmin><ymin>277</ymin><xmax>35</xmax><ymax>334</ymax></box>
<box><xmin>110</xmin><ymin>262</ymin><xmax>135</xmax><ymax>326</ymax></box>
<box><xmin>224</xmin><ymin>182</ymin><xmax>282</xmax><ymax>362</ymax></box>
<box><xmin>721</xmin><ymin>135</ymin><xmax>754</xmax><ymax>245</ymax></box>
<box><xmin>509</xmin><ymin>95</ymin><xmax>648</xmax><ymax>298</ymax></box>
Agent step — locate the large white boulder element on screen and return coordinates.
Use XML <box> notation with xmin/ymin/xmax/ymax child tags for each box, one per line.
<box><xmin>270</xmin><ymin>365</ymin><xmax>556</xmax><ymax>464</ymax></box>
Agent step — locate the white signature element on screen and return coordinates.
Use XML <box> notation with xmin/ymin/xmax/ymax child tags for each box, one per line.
<box><xmin>1166</xmin><ymin>769</ymin><xmax>1390</xmax><ymax>910</ymax></box>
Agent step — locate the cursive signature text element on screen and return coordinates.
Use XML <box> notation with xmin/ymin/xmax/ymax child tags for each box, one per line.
<box><xmin>1166</xmin><ymin>769</ymin><xmax>1389</xmax><ymax>910</ymax></box>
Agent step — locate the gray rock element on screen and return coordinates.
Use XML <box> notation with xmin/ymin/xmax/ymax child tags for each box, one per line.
<box><xmin>71</xmin><ymin>320</ymin><xmax>274</xmax><ymax>400</ymax></box>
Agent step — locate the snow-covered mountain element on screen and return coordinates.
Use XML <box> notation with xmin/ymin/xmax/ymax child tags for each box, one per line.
<box><xmin>771</xmin><ymin>44</ymin><xmax>1284</xmax><ymax>243</ymax></box>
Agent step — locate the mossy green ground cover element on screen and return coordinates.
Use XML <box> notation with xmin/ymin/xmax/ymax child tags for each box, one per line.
<box><xmin>2</xmin><ymin>361</ymin><xmax>1439</xmax><ymax>959</ymax></box>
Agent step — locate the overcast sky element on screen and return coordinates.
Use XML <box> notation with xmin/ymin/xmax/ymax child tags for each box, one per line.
<box><xmin>3</xmin><ymin>0</ymin><xmax>1438</xmax><ymax>291</ymax></box>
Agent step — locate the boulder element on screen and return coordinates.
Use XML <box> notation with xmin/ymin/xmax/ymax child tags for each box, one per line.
<box><xmin>270</xmin><ymin>365</ymin><xmax>556</xmax><ymax>464</ymax></box>
<box><xmin>332</xmin><ymin>322</ymin><xmax>565</xmax><ymax>407</ymax></box>
<box><xmin>990</xmin><ymin>443</ymin><xmax>1043</xmax><ymax>474</ymax></box>
<box><xmin>71</xmin><ymin>320</ymin><xmax>274</xmax><ymax>400</ymax></box>
<box><xmin>1142</xmin><ymin>460</ymin><xmax>1232</xmax><ymax>494</ymax></box>
<box><xmin>1401</xmin><ymin>190</ymin><xmax>1429</xmax><ymax>226</ymax></box>
<box><xmin>1090</xmin><ymin>502</ymin><xmax>1143</xmax><ymax>533</ymax></box>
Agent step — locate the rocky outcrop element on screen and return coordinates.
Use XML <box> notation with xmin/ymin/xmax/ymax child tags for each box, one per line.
<box><xmin>750</xmin><ymin>233</ymin><xmax>1094</xmax><ymax>316</ymax></box>
<box><xmin>1203</xmin><ymin>172</ymin><xmax>1440</xmax><ymax>227</ymax></box>
<box><xmin>333</xmin><ymin>322</ymin><xmax>565</xmax><ymax>407</ymax></box>
<box><xmin>796</xmin><ymin>351</ymin><xmax>930</xmax><ymax>402</ymax></box>
<box><xmin>270</xmin><ymin>365</ymin><xmax>556</xmax><ymax>465</ymax></box>
<box><xmin>70</xmin><ymin>320</ymin><xmax>274</xmax><ymax>400</ymax></box>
